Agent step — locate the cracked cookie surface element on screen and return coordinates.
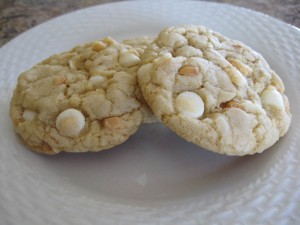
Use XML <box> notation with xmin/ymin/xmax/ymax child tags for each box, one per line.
<box><xmin>138</xmin><ymin>25</ymin><xmax>291</xmax><ymax>155</ymax></box>
<box><xmin>10</xmin><ymin>37</ymin><xmax>154</xmax><ymax>154</ymax></box>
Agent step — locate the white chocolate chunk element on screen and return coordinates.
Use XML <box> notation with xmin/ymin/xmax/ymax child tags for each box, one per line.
<box><xmin>261</xmin><ymin>86</ymin><xmax>284</xmax><ymax>109</ymax></box>
<box><xmin>119</xmin><ymin>52</ymin><xmax>140</xmax><ymax>67</ymax></box>
<box><xmin>175</xmin><ymin>91</ymin><xmax>204</xmax><ymax>118</ymax></box>
<box><xmin>23</xmin><ymin>109</ymin><xmax>36</xmax><ymax>121</ymax></box>
<box><xmin>56</xmin><ymin>108</ymin><xmax>85</xmax><ymax>137</ymax></box>
<box><xmin>89</xmin><ymin>76</ymin><xmax>107</xmax><ymax>88</ymax></box>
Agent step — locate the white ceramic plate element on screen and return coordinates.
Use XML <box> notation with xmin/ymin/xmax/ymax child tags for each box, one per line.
<box><xmin>1</xmin><ymin>1</ymin><xmax>299</xmax><ymax>224</ymax></box>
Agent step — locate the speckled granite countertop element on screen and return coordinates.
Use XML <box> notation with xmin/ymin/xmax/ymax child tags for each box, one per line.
<box><xmin>0</xmin><ymin>0</ymin><xmax>299</xmax><ymax>47</ymax></box>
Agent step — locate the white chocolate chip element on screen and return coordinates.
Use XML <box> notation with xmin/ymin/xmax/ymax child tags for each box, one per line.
<box><xmin>56</xmin><ymin>109</ymin><xmax>85</xmax><ymax>137</ymax></box>
<box><xmin>261</xmin><ymin>86</ymin><xmax>284</xmax><ymax>109</ymax></box>
<box><xmin>119</xmin><ymin>52</ymin><xmax>140</xmax><ymax>67</ymax></box>
<box><xmin>89</xmin><ymin>76</ymin><xmax>107</xmax><ymax>88</ymax></box>
<box><xmin>23</xmin><ymin>110</ymin><xmax>36</xmax><ymax>121</ymax></box>
<box><xmin>175</xmin><ymin>91</ymin><xmax>204</xmax><ymax>118</ymax></box>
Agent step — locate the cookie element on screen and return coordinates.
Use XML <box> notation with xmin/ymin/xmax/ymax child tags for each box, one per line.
<box><xmin>10</xmin><ymin>37</ymin><xmax>154</xmax><ymax>154</ymax></box>
<box><xmin>138</xmin><ymin>25</ymin><xmax>291</xmax><ymax>155</ymax></box>
<box><xmin>122</xmin><ymin>36</ymin><xmax>154</xmax><ymax>55</ymax></box>
<box><xmin>122</xmin><ymin>36</ymin><xmax>157</xmax><ymax>123</ymax></box>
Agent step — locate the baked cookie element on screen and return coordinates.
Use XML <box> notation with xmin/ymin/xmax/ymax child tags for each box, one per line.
<box><xmin>122</xmin><ymin>36</ymin><xmax>154</xmax><ymax>55</ymax></box>
<box><xmin>122</xmin><ymin>36</ymin><xmax>157</xmax><ymax>123</ymax></box>
<box><xmin>138</xmin><ymin>25</ymin><xmax>291</xmax><ymax>155</ymax></box>
<box><xmin>10</xmin><ymin>37</ymin><xmax>154</xmax><ymax>154</ymax></box>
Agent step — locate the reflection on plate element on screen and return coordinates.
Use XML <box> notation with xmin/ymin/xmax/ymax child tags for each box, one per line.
<box><xmin>0</xmin><ymin>1</ymin><xmax>299</xmax><ymax>224</ymax></box>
